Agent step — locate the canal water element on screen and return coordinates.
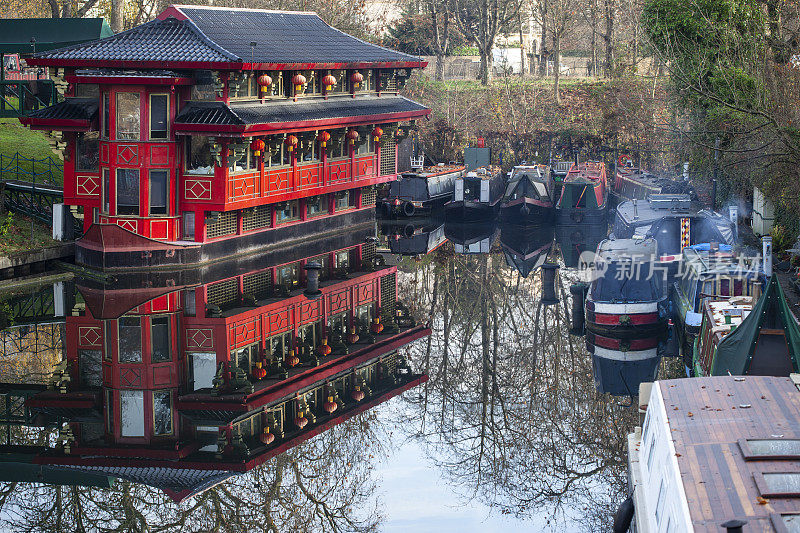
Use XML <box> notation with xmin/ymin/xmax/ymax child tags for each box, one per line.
<box><xmin>0</xmin><ymin>215</ymin><xmax>684</xmax><ymax>532</ymax></box>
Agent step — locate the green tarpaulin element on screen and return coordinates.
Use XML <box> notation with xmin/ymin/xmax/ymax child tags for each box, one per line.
<box><xmin>711</xmin><ymin>275</ymin><xmax>800</xmax><ymax>376</ymax></box>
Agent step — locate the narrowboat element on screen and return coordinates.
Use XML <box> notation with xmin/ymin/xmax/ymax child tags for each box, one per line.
<box><xmin>624</xmin><ymin>375</ymin><xmax>800</xmax><ymax>533</ymax></box>
<box><xmin>551</xmin><ymin>160</ymin><xmax>574</xmax><ymax>184</ymax></box>
<box><xmin>500</xmin><ymin>164</ymin><xmax>555</xmax><ymax>223</ymax></box>
<box><xmin>611</xmin><ymin>194</ymin><xmax>695</xmax><ymax>239</ymax></box>
<box><xmin>693</xmin><ymin>275</ymin><xmax>800</xmax><ymax>377</ymax></box>
<box><xmin>384</xmin><ymin>218</ymin><xmax>446</xmax><ymax>256</ymax></box>
<box><xmin>555</xmin><ymin>161</ymin><xmax>608</xmax><ymax>225</ymax></box>
<box><xmin>499</xmin><ymin>222</ymin><xmax>555</xmax><ymax>277</ymax></box>
<box><xmin>586</xmin><ymin>330</ymin><xmax>662</xmax><ymax>397</ymax></box>
<box><xmin>380</xmin><ymin>164</ymin><xmax>465</xmax><ymax>218</ymax></box>
<box><xmin>444</xmin><ymin>220</ymin><xmax>498</xmax><ymax>255</ymax></box>
<box><xmin>671</xmin><ymin>246</ymin><xmax>763</xmax><ymax>370</ymax></box>
<box><xmin>612</xmin><ymin>162</ymin><xmax>663</xmax><ymax>202</ymax></box>
<box><xmin>585</xmin><ymin>238</ymin><xmax>666</xmax><ymax>335</ymax></box>
<box><xmin>444</xmin><ymin>167</ymin><xmax>504</xmax><ymax>221</ymax></box>
<box><xmin>647</xmin><ymin>210</ymin><xmax>736</xmax><ymax>263</ymax></box>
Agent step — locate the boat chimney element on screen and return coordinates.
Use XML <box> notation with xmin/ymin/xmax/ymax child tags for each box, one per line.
<box><xmin>304</xmin><ymin>261</ymin><xmax>323</xmax><ymax>296</ymax></box>
<box><xmin>541</xmin><ymin>263</ymin><xmax>560</xmax><ymax>306</ymax></box>
<box><xmin>763</xmin><ymin>236</ymin><xmax>773</xmax><ymax>277</ymax></box>
<box><xmin>721</xmin><ymin>519</ymin><xmax>747</xmax><ymax>533</ymax></box>
<box><xmin>632</xmin><ymin>198</ymin><xmax>638</xmax><ymax>220</ymax></box>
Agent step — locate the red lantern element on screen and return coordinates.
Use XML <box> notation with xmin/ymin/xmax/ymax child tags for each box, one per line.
<box><xmin>348</xmin><ymin>325</ymin><xmax>359</xmax><ymax>344</ymax></box>
<box><xmin>371</xmin><ymin>317</ymin><xmax>384</xmax><ymax>334</ymax></box>
<box><xmin>295</xmin><ymin>412</ymin><xmax>308</xmax><ymax>429</ymax></box>
<box><xmin>352</xmin><ymin>386</ymin><xmax>365</xmax><ymax>402</ymax></box>
<box><xmin>322</xmin><ymin>74</ymin><xmax>337</xmax><ymax>91</ymax></box>
<box><xmin>317</xmin><ymin>337</ymin><xmax>332</xmax><ymax>356</ymax></box>
<box><xmin>285</xmin><ymin>350</ymin><xmax>299</xmax><ymax>367</ymax></box>
<box><xmin>257</xmin><ymin>74</ymin><xmax>272</xmax><ymax>93</ymax></box>
<box><xmin>250</xmin><ymin>138</ymin><xmax>265</xmax><ymax>157</ymax></box>
<box><xmin>260</xmin><ymin>428</ymin><xmax>275</xmax><ymax>445</ymax></box>
<box><xmin>292</xmin><ymin>73</ymin><xmax>307</xmax><ymax>92</ymax></box>
<box><xmin>350</xmin><ymin>71</ymin><xmax>364</xmax><ymax>88</ymax></box>
<box><xmin>324</xmin><ymin>396</ymin><xmax>338</xmax><ymax>414</ymax></box>
<box><xmin>346</xmin><ymin>129</ymin><xmax>359</xmax><ymax>146</ymax></box>
<box><xmin>317</xmin><ymin>131</ymin><xmax>331</xmax><ymax>148</ymax></box>
<box><xmin>372</xmin><ymin>127</ymin><xmax>383</xmax><ymax>142</ymax></box>
<box><xmin>284</xmin><ymin>135</ymin><xmax>298</xmax><ymax>152</ymax></box>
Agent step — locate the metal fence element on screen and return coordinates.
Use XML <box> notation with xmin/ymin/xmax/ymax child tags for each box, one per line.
<box><xmin>0</xmin><ymin>152</ymin><xmax>62</xmax><ymax>186</ymax></box>
<box><xmin>0</xmin><ymin>80</ymin><xmax>58</xmax><ymax>119</ymax></box>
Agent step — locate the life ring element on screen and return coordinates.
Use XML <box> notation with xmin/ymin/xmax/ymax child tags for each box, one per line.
<box><xmin>403</xmin><ymin>202</ymin><xmax>416</xmax><ymax>217</ymax></box>
<box><xmin>570</xmin><ymin>211</ymin><xmax>584</xmax><ymax>223</ymax></box>
<box><xmin>618</xmin><ymin>154</ymin><xmax>633</xmax><ymax>168</ymax></box>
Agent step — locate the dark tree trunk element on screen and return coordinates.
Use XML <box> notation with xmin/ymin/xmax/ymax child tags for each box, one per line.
<box><xmin>603</xmin><ymin>0</ymin><xmax>615</xmax><ymax>77</ymax></box>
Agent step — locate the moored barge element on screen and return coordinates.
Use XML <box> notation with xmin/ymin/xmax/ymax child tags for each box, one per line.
<box><xmin>500</xmin><ymin>164</ymin><xmax>555</xmax><ymax>223</ymax></box>
<box><xmin>555</xmin><ymin>161</ymin><xmax>608</xmax><ymax>225</ymax></box>
<box><xmin>380</xmin><ymin>164</ymin><xmax>464</xmax><ymax>217</ymax></box>
<box><xmin>444</xmin><ymin>166</ymin><xmax>504</xmax><ymax>221</ymax></box>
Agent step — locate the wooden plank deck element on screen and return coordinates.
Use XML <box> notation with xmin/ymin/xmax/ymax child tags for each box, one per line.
<box><xmin>660</xmin><ymin>375</ymin><xmax>800</xmax><ymax>531</ymax></box>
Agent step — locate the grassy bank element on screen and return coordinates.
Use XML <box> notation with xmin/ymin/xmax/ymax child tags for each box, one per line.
<box><xmin>0</xmin><ymin>212</ymin><xmax>56</xmax><ymax>255</ymax></box>
<box><xmin>0</xmin><ymin>119</ymin><xmax>63</xmax><ymax>184</ymax></box>
<box><xmin>404</xmin><ymin>75</ymin><xmax>675</xmax><ymax>172</ymax></box>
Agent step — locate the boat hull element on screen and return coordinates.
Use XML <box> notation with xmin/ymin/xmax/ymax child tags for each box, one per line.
<box><xmin>585</xmin><ymin>300</ymin><xmax>666</xmax><ymax>336</ymax></box>
<box><xmin>444</xmin><ymin>200</ymin><xmax>499</xmax><ymax>221</ymax></box>
<box><xmin>499</xmin><ymin>197</ymin><xmax>554</xmax><ymax>223</ymax></box>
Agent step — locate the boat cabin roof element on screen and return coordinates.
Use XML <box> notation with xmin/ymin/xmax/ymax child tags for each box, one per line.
<box><xmin>681</xmin><ymin>247</ymin><xmax>757</xmax><ymax>278</ymax></box>
<box><xmin>462</xmin><ymin>166</ymin><xmax>500</xmax><ymax>180</ymax></box>
<box><xmin>644</xmin><ymin>375</ymin><xmax>800</xmax><ymax>531</ymax></box>
<box><xmin>564</xmin><ymin>161</ymin><xmax>605</xmax><ymax>183</ymax></box>
<box><xmin>597</xmin><ymin>237</ymin><xmax>657</xmax><ymax>263</ymax></box>
<box><xmin>401</xmin><ymin>164</ymin><xmax>465</xmax><ymax>179</ymax></box>
<box><xmin>615</xmin><ymin>194</ymin><xmax>695</xmax><ymax>226</ymax></box>
<box><xmin>702</xmin><ymin>296</ymin><xmax>755</xmax><ymax>340</ymax></box>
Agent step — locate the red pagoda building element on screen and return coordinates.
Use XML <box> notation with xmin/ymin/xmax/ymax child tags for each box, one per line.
<box><xmin>2</xmin><ymin>231</ymin><xmax>429</xmax><ymax>500</ymax></box>
<box><xmin>20</xmin><ymin>5</ymin><xmax>429</xmax><ymax>269</ymax></box>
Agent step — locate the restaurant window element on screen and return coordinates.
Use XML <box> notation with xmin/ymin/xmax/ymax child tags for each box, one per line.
<box><xmin>356</xmin><ymin>136</ymin><xmax>372</xmax><ymax>155</ymax></box>
<box><xmin>265</xmin><ymin>143</ymin><xmax>284</xmax><ymax>168</ymax></box>
<box><xmin>306</xmin><ymin>195</ymin><xmax>327</xmax><ymax>218</ymax></box>
<box><xmin>335</xmin><ymin>249</ymin><xmax>351</xmax><ymax>269</ymax></box>
<box><xmin>118</xmin><ymin>316</ymin><xmax>142</xmax><ymax>363</ymax></box>
<box><xmin>300</xmin><ymin>137</ymin><xmax>317</xmax><ymax>162</ymax></box>
<box><xmin>153</xmin><ymin>390</ymin><xmax>173</xmax><ymax>435</ymax></box>
<box><xmin>259</xmin><ymin>70</ymin><xmax>283</xmax><ymax>98</ymax></box>
<box><xmin>120</xmin><ymin>390</ymin><xmax>145</xmax><ymax>437</ymax></box>
<box><xmin>232</xmin><ymin>343</ymin><xmax>259</xmax><ymax>373</ymax></box>
<box><xmin>328</xmin><ymin>311</ymin><xmax>348</xmax><ymax>339</ymax></box>
<box><xmin>183</xmin><ymin>212</ymin><xmax>195</xmax><ymax>241</ymax></box>
<box><xmin>151</xmin><ymin>315</ymin><xmax>171</xmax><ymax>362</ymax></box>
<box><xmin>276</xmin><ymin>263</ymin><xmax>300</xmax><ymax>289</ymax></box>
<box><xmin>354</xmin><ymin>69</ymin><xmax>374</xmax><ymax>92</ymax></box>
<box><xmin>186</xmin><ymin>136</ymin><xmax>214</xmax><ymax>175</ymax></box>
<box><xmin>102</xmin><ymin>93</ymin><xmax>110</xmax><ymax>139</ymax></box>
<box><xmin>116</xmin><ymin>169</ymin><xmax>140</xmax><ymax>216</ymax></box>
<box><xmin>299</xmin><ymin>70</ymin><xmax>319</xmax><ymax>95</ymax></box>
<box><xmin>115</xmin><ymin>92</ymin><xmax>140</xmax><ymax>140</ymax></box>
<box><xmin>355</xmin><ymin>303</ymin><xmax>374</xmax><ymax>331</ymax></box>
<box><xmin>334</xmin><ymin>190</ymin><xmax>353</xmax><ymax>211</ymax></box>
<box><xmin>76</xmin><ymin>132</ymin><xmax>100</xmax><ymax>171</ymax></box>
<box><xmin>104</xmin><ymin>321</ymin><xmax>113</xmax><ymax>361</ymax></box>
<box><xmin>266</xmin><ymin>332</ymin><xmax>291</xmax><ymax>360</ymax></box>
<box><xmin>79</xmin><ymin>349</ymin><xmax>102</xmax><ymax>388</ymax></box>
<box><xmin>329</xmin><ymin>69</ymin><xmax>347</xmax><ymax>94</ymax></box>
<box><xmin>149</xmin><ymin>94</ymin><xmax>169</xmax><ymax>140</ymax></box>
<box><xmin>299</xmin><ymin>320</ymin><xmax>323</xmax><ymax>349</ymax></box>
<box><xmin>149</xmin><ymin>170</ymin><xmax>168</xmax><ymax>216</ymax></box>
<box><xmin>184</xmin><ymin>289</ymin><xmax>196</xmax><ymax>317</ymax></box>
<box><xmin>102</xmin><ymin>168</ymin><xmax>110</xmax><ymax>214</ymax></box>
<box><xmin>276</xmin><ymin>201</ymin><xmax>299</xmax><ymax>224</ymax></box>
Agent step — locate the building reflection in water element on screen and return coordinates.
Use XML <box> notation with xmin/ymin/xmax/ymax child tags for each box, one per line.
<box><xmin>0</xmin><ymin>229</ymin><xmax>430</xmax><ymax>518</ymax></box>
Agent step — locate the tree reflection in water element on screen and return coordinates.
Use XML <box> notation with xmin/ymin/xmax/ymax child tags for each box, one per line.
<box><xmin>0</xmin><ymin>414</ymin><xmax>384</xmax><ymax>532</ymax></box>
<box><xmin>395</xmin><ymin>245</ymin><xmax>638</xmax><ymax>530</ymax></box>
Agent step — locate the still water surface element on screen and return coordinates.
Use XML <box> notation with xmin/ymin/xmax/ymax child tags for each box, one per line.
<box><xmin>0</xmin><ymin>215</ymin><xmax>680</xmax><ymax>532</ymax></box>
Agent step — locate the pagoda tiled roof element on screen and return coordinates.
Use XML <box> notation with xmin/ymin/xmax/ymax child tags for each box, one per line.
<box><xmin>32</xmin><ymin>5</ymin><xmax>423</xmax><ymax>69</ymax></box>
<box><xmin>19</xmin><ymin>97</ymin><xmax>98</xmax><ymax>130</ymax></box>
<box><xmin>173</xmin><ymin>94</ymin><xmax>430</xmax><ymax>133</ymax></box>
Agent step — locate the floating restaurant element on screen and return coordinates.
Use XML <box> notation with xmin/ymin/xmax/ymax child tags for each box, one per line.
<box><xmin>2</xmin><ymin>233</ymin><xmax>428</xmax><ymax>500</ymax></box>
<box><xmin>19</xmin><ymin>5</ymin><xmax>429</xmax><ymax>269</ymax></box>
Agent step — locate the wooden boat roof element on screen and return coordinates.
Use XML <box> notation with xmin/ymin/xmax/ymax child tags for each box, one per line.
<box><xmin>652</xmin><ymin>375</ymin><xmax>800</xmax><ymax>531</ymax></box>
<box><xmin>596</xmin><ymin>237</ymin><xmax>657</xmax><ymax>262</ymax></box>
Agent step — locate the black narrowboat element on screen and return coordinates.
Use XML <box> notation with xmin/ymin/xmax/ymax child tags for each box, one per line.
<box><xmin>444</xmin><ymin>166</ymin><xmax>504</xmax><ymax>221</ymax></box>
<box><xmin>380</xmin><ymin>164</ymin><xmax>465</xmax><ymax>217</ymax></box>
<box><xmin>500</xmin><ymin>164</ymin><xmax>555</xmax><ymax>223</ymax></box>
<box><xmin>555</xmin><ymin>161</ymin><xmax>608</xmax><ymax>226</ymax></box>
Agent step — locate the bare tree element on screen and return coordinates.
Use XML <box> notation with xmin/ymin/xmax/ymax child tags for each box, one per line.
<box><xmin>427</xmin><ymin>0</ymin><xmax>455</xmax><ymax>81</ymax></box>
<box><xmin>454</xmin><ymin>0</ymin><xmax>521</xmax><ymax>85</ymax></box>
